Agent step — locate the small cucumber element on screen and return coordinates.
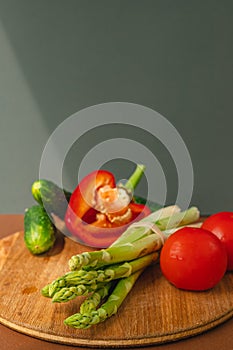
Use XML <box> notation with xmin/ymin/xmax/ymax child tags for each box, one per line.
<box><xmin>31</xmin><ymin>179</ymin><xmax>71</xmax><ymax>219</ymax></box>
<box><xmin>24</xmin><ymin>205</ymin><xmax>56</xmax><ymax>255</ymax></box>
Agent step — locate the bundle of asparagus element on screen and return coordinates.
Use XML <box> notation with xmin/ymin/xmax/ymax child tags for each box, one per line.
<box><xmin>41</xmin><ymin>205</ymin><xmax>200</xmax><ymax>329</ymax></box>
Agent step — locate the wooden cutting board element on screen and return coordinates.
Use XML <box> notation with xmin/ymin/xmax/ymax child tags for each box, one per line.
<box><xmin>1</xmin><ymin>230</ymin><xmax>233</xmax><ymax>348</ymax></box>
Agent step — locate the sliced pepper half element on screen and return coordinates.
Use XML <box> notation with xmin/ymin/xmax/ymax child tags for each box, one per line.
<box><xmin>65</xmin><ymin>168</ymin><xmax>151</xmax><ymax>248</ymax></box>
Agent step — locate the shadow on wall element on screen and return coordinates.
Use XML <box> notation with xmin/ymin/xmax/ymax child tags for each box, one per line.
<box><xmin>0</xmin><ymin>1</ymin><xmax>233</xmax><ymax>213</ymax></box>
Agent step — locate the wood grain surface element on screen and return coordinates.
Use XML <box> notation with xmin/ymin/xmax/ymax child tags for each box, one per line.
<box><xmin>1</xmin><ymin>231</ymin><xmax>233</xmax><ymax>348</ymax></box>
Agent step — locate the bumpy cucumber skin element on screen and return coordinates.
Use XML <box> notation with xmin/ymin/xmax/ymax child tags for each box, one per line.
<box><xmin>31</xmin><ymin>179</ymin><xmax>71</xmax><ymax>219</ymax></box>
<box><xmin>24</xmin><ymin>205</ymin><xmax>56</xmax><ymax>255</ymax></box>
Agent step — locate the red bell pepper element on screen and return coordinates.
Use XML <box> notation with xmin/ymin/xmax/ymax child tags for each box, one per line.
<box><xmin>65</xmin><ymin>167</ymin><xmax>151</xmax><ymax>248</ymax></box>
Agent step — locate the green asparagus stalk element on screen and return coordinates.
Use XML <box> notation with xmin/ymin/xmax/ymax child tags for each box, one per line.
<box><xmin>45</xmin><ymin>270</ymin><xmax>99</xmax><ymax>298</ymax></box>
<box><xmin>51</xmin><ymin>252</ymin><xmax>158</xmax><ymax>302</ymax></box>
<box><xmin>111</xmin><ymin>205</ymin><xmax>181</xmax><ymax>247</ymax></box>
<box><xmin>64</xmin><ymin>269</ymin><xmax>143</xmax><ymax>329</ymax></box>
<box><xmin>156</xmin><ymin>206</ymin><xmax>200</xmax><ymax>232</ymax></box>
<box><xmin>113</xmin><ymin>206</ymin><xmax>199</xmax><ymax>246</ymax></box>
<box><xmin>51</xmin><ymin>282</ymin><xmax>104</xmax><ymax>303</ymax></box>
<box><xmin>162</xmin><ymin>221</ymin><xmax>203</xmax><ymax>236</ymax></box>
<box><xmin>41</xmin><ymin>284</ymin><xmax>50</xmax><ymax>297</ymax></box>
<box><xmin>79</xmin><ymin>282</ymin><xmax>114</xmax><ymax>314</ymax></box>
<box><xmin>69</xmin><ymin>233</ymin><xmax>161</xmax><ymax>271</ymax></box>
<box><xmin>41</xmin><ymin>271</ymin><xmax>100</xmax><ymax>298</ymax></box>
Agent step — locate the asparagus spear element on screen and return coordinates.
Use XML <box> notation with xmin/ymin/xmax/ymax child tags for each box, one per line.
<box><xmin>41</xmin><ymin>284</ymin><xmax>50</xmax><ymax>297</ymax></box>
<box><xmin>41</xmin><ymin>271</ymin><xmax>99</xmax><ymax>298</ymax></box>
<box><xmin>51</xmin><ymin>252</ymin><xmax>158</xmax><ymax>302</ymax></box>
<box><xmin>52</xmin><ymin>282</ymin><xmax>103</xmax><ymax>303</ymax></box>
<box><xmin>47</xmin><ymin>271</ymin><xmax>98</xmax><ymax>297</ymax></box>
<box><xmin>113</xmin><ymin>206</ymin><xmax>199</xmax><ymax>246</ymax></box>
<box><xmin>69</xmin><ymin>233</ymin><xmax>161</xmax><ymax>271</ymax></box>
<box><xmin>64</xmin><ymin>269</ymin><xmax>143</xmax><ymax>329</ymax></box>
<box><xmin>156</xmin><ymin>206</ymin><xmax>200</xmax><ymax>231</ymax></box>
<box><xmin>79</xmin><ymin>282</ymin><xmax>114</xmax><ymax>314</ymax></box>
<box><xmin>111</xmin><ymin>205</ymin><xmax>181</xmax><ymax>247</ymax></box>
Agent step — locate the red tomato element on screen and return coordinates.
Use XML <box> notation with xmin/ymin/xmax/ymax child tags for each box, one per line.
<box><xmin>160</xmin><ymin>227</ymin><xmax>227</xmax><ymax>291</ymax></box>
<box><xmin>202</xmin><ymin>212</ymin><xmax>233</xmax><ymax>271</ymax></box>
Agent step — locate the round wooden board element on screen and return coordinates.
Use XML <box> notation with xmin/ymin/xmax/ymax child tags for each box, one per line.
<box><xmin>1</xmin><ymin>231</ymin><xmax>233</xmax><ymax>348</ymax></box>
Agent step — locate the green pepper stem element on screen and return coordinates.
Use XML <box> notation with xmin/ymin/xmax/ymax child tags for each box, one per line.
<box><xmin>124</xmin><ymin>164</ymin><xmax>145</xmax><ymax>192</ymax></box>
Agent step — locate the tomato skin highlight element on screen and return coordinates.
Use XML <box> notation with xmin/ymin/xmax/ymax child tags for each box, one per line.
<box><xmin>202</xmin><ymin>212</ymin><xmax>233</xmax><ymax>271</ymax></box>
<box><xmin>160</xmin><ymin>227</ymin><xmax>227</xmax><ymax>291</ymax></box>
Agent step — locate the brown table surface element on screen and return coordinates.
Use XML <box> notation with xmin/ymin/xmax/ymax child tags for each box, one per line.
<box><xmin>1</xmin><ymin>214</ymin><xmax>233</xmax><ymax>350</ymax></box>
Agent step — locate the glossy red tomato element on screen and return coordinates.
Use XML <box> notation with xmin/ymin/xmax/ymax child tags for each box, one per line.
<box><xmin>202</xmin><ymin>212</ymin><xmax>233</xmax><ymax>271</ymax></box>
<box><xmin>160</xmin><ymin>227</ymin><xmax>227</xmax><ymax>291</ymax></box>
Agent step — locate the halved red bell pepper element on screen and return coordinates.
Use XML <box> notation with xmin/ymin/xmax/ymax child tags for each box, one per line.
<box><xmin>65</xmin><ymin>168</ymin><xmax>151</xmax><ymax>248</ymax></box>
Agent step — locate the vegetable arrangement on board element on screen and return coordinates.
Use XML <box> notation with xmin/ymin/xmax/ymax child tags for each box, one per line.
<box><xmin>41</xmin><ymin>205</ymin><xmax>200</xmax><ymax>329</ymax></box>
<box><xmin>23</xmin><ymin>164</ymin><xmax>233</xmax><ymax>330</ymax></box>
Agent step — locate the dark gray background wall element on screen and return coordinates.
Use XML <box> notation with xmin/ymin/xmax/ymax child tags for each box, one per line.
<box><xmin>0</xmin><ymin>0</ymin><xmax>232</xmax><ymax>214</ymax></box>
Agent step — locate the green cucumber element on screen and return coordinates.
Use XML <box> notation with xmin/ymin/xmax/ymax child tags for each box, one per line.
<box><xmin>133</xmin><ymin>195</ymin><xmax>161</xmax><ymax>212</ymax></box>
<box><xmin>31</xmin><ymin>179</ymin><xmax>71</xmax><ymax>219</ymax></box>
<box><xmin>24</xmin><ymin>205</ymin><xmax>56</xmax><ymax>255</ymax></box>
